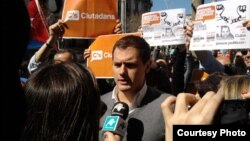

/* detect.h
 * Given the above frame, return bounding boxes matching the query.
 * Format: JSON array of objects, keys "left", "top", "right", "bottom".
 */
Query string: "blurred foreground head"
[
  {"left": 219, "top": 75, "right": 250, "bottom": 99},
  {"left": 2, "top": 1, "right": 30, "bottom": 140},
  {"left": 22, "top": 62, "right": 101, "bottom": 141}
]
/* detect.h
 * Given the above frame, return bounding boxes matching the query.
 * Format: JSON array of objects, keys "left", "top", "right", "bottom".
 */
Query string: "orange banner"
[
  {"left": 61, "top": 0, "right": 118, "bottom": 39},
  {"left": 87, "top": 33, "right": 142, "bottom": 78}
]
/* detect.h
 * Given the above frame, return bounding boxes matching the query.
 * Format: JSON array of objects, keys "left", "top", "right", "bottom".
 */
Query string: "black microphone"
[{"left": 102, "top": 102, "right": 129, "bottom": 137}]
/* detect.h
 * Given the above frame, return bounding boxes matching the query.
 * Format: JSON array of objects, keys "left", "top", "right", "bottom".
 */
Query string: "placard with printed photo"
[
  {"left": 141, "top": 9, "right": 186, "bottom": 46},
  {"left": 190, "top": 0, "right": 250, "bottom": 50}
]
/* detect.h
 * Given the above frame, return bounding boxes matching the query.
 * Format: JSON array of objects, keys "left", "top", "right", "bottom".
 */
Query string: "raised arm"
[
  {"left": 28, "top": 20, "right": 68, "bottom": 73},
  {"left": 35, "top": 19, "right": 68, "bottom": 62},
  {"left": 184, "top": 22, "right": 224, "bottom": 73}
]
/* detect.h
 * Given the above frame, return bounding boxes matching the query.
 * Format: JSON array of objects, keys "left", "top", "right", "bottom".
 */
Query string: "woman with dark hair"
[{"left": 21, "top": 62, "right": 120, "bottom": 141}]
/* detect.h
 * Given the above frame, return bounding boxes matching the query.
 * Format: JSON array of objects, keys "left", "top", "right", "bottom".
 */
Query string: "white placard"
[
  {"left": 141, "top": 9, "right": 186, "bottom": 46},
  {"left": 190, "top": 0, "right": 250, "bottom": 51}
]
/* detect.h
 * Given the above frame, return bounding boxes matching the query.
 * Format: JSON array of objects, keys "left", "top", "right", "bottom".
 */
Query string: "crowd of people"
[{"left": 4, "top": 0, "right": 250, "bottom": 141}]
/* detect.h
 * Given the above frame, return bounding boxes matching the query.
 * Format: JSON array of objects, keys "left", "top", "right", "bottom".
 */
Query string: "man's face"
[
  {"left": 54, "top": 52, "right": 73, "bottom": 64},
  {"left": 244, "top": 50, "right": 250, "bottom": 67},
  {"left": 221, "top": 27, "right": 230, "bottom": 38},
  {"left": 112, "top": 47, "right": 150, "bottom": 94}
]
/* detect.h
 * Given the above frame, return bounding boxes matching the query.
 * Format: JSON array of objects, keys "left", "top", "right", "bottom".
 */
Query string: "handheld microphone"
[{"left": 102, "top": 102, "right": 129, "bottom": 137}]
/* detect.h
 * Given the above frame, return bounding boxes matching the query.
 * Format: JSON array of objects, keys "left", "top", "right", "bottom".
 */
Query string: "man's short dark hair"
[{"left": 112, "top": 35, "right": 151, "bottom": 64}]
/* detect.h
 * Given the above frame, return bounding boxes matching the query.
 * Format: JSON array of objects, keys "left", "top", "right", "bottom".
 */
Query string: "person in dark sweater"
[{"left": 99, "top": 35, "right": 171, "bottom": 141}]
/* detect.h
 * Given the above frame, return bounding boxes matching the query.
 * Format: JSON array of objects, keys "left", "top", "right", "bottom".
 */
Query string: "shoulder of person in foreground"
[{"left": 3, "top": 0, "right": 30, "bottom": 140}]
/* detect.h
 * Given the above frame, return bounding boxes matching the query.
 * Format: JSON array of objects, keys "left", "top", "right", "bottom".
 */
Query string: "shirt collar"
[{"left": 111, "top": 83, "right": 147, "bottom": 111}]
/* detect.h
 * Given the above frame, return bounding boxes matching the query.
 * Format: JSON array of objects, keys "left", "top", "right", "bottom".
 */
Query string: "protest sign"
[
  {"left": 87, "top": 33, "right": 142, "bottom": 78},
  {"left": 141, "top": 8, "right": 186, "bottom": 46},
  {"left": 61, "top": 0, "right": 118, "bottom": 39},
  {"left": 190, "top": 0, "right": 250, "bottom": 50}
]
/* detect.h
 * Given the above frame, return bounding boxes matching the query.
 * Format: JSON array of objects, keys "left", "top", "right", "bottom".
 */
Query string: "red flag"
[{"left": 27, "top": 0, "right": 49, "bottom": 43}]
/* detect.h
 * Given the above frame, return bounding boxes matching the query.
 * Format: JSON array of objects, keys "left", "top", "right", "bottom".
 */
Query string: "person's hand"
[
  {"left": 113, "top": 19, "right": 122, "bottom": 34},
  {"left": 137, "top": 25, "right": 142, "bottom": 33},
  {"left": 103, "top": 132, "right": 122, "bottom": 141},
  {"left": 184, "top": 22, "right": 194, "bottom": 51},
  {"left": 241, "top": 91, "right": 250, "bottom": 99},
  {"left": 161, "top": 91, "right": 223, "bottom": 141},
  {"left": 83, "top": 49, "right": 91, "bottom": 61},
  {"left": 242, "top": 19, "right": 250, "bottom": 30},
  {"left": 49, "top": 19, "right": 68, "bottom": 39},
  {"left": 156, "top": 59, "right": 167, "bottom": 66}
]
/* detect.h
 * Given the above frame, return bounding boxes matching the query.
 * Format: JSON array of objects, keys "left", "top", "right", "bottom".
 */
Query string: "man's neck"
[{"left": 117, "top": 91, "right": 137, "bottom": 107}]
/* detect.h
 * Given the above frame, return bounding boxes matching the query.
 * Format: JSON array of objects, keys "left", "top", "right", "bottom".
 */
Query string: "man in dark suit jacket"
[{"left": 99, "top": 35, "right": 171, "bottom": 141}]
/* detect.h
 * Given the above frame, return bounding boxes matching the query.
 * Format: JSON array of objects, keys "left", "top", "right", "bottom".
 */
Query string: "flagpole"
[
  {"left": 191, "top": 0, "right": 204, "bottom": 20},
  {"left": 121, "top": 0, "right": 126, "bottom": 33}
]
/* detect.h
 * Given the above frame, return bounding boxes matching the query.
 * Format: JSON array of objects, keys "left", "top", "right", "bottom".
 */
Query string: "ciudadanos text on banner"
[{"left": 61, "top": 0, "right": 118, "bottom": 39}]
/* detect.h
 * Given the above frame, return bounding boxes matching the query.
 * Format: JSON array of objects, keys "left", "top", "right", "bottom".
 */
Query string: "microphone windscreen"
[{"left": 111, "top": 102, "right": 129, "bottom": 120}]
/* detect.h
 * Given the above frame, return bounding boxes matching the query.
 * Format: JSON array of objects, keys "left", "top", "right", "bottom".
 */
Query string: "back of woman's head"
[
  {"left": 214, "top": 75, "right": 250, "bottom": 124},
  {"left": 22, "top": 62, "right": 100, "bottom": 141},
  {"left": 219, "top": 75, "right": 250, "bottom": 99}
]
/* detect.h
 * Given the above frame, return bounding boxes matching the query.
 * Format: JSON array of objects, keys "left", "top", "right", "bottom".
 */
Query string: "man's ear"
[{"left": 145, "top": 59, "right": 152, "bottom": 74}]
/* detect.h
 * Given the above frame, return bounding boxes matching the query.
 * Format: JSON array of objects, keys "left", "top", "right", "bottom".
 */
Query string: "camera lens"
[{"left": 214, "top": 99, "right": 250, "bottom": 124}]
